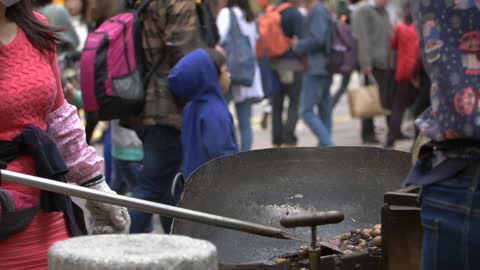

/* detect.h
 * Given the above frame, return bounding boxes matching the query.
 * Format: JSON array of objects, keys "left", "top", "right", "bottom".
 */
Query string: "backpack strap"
[
  {"left": 228, "top": 8, "right": 242, "bottom": 34},
  {"left": 135, "top": 0, "right": 154, "bottom": 15}
]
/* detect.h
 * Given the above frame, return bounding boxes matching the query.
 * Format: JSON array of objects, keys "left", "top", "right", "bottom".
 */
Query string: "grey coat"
[{"left": 351, "top": 2, "right": 395, "bottom": 70}]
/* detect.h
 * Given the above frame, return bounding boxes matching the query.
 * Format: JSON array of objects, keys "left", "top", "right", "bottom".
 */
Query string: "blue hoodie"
[{"left": 168, "top": 49, "right": 239, "bottom": 178}]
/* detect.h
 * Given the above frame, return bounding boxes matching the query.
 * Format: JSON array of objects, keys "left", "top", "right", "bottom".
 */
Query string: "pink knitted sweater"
[{"left": 0, "top": 15, "right": 101, "bottom": 269}]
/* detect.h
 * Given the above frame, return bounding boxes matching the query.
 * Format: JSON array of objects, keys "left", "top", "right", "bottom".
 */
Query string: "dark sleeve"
[
  {"left": 282, "top": 7, "right": 305, "bottom": 38},
  {"left": 281, "top": 7, "right": 305, "bottom": 38},
  {"left": 291, "top": 8, "right": 305, "bottom": 38}
]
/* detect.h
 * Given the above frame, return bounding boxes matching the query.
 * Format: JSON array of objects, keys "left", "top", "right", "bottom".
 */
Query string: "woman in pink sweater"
[{"left": 0, "top": 1, "right": 130, "bottom": 269}]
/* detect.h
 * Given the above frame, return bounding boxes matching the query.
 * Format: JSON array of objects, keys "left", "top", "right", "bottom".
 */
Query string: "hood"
[{"left": 168, "top": 49, "right": 224, "bottom": 102}]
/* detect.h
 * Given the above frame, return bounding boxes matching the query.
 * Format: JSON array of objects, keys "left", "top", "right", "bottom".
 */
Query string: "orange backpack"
[{"left": 256, "top": 3, "right": 293, "bottom": 59}]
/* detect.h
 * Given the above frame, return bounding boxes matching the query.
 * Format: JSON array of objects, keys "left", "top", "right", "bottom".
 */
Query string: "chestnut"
[
  {"left": 373, "top": 236, "right": 382, "bottom": 247},
  {"left": 370, "top": 229, "right": 381, "bottom": 238}
]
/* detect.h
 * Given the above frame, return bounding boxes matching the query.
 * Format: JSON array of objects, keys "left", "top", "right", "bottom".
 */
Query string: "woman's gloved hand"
[{"left": 82, "top": 177, "right": 130, "bottom": 234}]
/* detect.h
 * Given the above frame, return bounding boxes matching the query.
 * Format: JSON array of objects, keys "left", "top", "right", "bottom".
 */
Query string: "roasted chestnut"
[
  {"left": 340, "top": 233, "right": 351, "bottom": 241},
  {"left": 373, "top": 236, "right": 382, "bottom": 247},
  {"left": 370, "top": 229, "right": 381, "bottom": 238}
]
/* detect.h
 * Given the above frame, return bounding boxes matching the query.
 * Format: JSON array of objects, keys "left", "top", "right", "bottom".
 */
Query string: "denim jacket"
[{"left": 294, "top": 2, "right": 332, "bottom": 76}]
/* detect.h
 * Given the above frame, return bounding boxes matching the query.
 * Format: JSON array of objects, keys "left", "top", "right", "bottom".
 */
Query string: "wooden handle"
[{"left": 280, "top": 211, "right": 345, "bottom": 228}]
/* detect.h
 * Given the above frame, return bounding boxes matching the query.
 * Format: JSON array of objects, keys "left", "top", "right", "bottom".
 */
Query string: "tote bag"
[{"left": 347, "top": 75, "right": 390, "bottom": 119}]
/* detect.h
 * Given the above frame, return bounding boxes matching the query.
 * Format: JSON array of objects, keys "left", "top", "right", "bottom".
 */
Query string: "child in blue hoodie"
[{"left": 168, "top": 49, "right": 239, "bottom": 178}]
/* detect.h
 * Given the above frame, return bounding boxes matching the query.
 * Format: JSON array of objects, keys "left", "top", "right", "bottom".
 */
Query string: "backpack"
[
  {"left": 80, "top": 0, "right": 152, "bottom": 121},
  {"left": 326, "top": 15, "right": 359, "bottom": 74},
  {"left": 256, "top": 3, "right": 292, "bottom": 59},
  {"left": 222, "top": 9, "right": 256, "bottom": 87}
]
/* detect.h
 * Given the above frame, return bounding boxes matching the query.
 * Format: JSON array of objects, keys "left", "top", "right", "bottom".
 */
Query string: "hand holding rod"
[{"left": 1, "top": 170, "right": 303, "bottom": 241}]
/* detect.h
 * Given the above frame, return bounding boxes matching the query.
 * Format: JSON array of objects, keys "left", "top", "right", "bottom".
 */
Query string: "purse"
[
  {"left": 0, "top": 188, "right": 39, "bottom": 240},
  {"left": 347, "top": 75, "right": 390, "bottom": 119}
]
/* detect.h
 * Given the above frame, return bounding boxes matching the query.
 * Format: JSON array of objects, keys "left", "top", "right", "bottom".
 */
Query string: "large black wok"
[{"left": 172, "top": 147, "right": 411, "bottom": 267}]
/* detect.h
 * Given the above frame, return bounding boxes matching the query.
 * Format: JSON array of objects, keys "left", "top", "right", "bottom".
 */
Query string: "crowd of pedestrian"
[{"left": 2, "top": 0, "right": 480, "bottom": 269}]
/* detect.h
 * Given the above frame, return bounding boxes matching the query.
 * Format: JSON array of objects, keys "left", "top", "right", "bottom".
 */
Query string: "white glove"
[{"left": 83, "top": 178, "right": 131, "bottom": 234}]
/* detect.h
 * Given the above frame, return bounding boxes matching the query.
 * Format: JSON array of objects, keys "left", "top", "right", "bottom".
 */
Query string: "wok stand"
[{"left": 280, "top": 211, "right": 345, "bottom": 270}]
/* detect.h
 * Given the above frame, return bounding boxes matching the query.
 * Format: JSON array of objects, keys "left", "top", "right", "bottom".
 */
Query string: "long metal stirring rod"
[{"left": 1, "top": 170, "right": 303, "bottom": 241}]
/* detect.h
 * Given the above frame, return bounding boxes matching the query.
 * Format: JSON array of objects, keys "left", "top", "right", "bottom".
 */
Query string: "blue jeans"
[
  {"left": 421, "top": 168, "right": 480, "bottom": 270},
  {"left": 129, "top": 126, "right": 182, "bottom": 233},
  {"left": 235, "top": 101, "right": 253, "bottom": 152},
  {"left": 300, "top": 74, "right": 334, "bottom": 147},
  {"left": 110, "top": 159, "right": 142, "bottom": 195}
]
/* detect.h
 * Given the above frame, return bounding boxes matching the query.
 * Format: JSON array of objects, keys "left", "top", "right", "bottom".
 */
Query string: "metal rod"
[
  {"left": 1, "top": 170, "right": 300, "bottom": 240},
  {"left": 311, "top": 226, "right": 317, "bottom": 249}
]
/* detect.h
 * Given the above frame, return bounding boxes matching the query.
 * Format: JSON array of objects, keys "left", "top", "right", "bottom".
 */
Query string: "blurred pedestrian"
[
  {"left": 65, "top": 0, "right": 91, "bottom": 50},
  {"left": 64, "top": 0, "right": 100, "bottom": 145},
  {"left": 385, "top": 1, "right": 419, "bottom": 148},
  {"left": 168, "top": 49, "right": 238, "bottom": 179},
  {"left": 331, "top": 0, "right": 355, "bottom": 109},
  {"left": 293, "top": 0, "right": 334, "bottom": 147},
  {"left": 217, "top": 0, "right": 264, "bottom": 151},
  {"left": 127, "top": 0, "right": 198, "bottom": 234},
  {"left": 352, "top": 0, "right": 395, "bottom": 144},
  {"left": 196, "top": 0, "right": 220, "bottom": 48},
  {"left": 110, "top": 120, "right": 143, "bottom": 195},
  {"left": 337, "top": 0, "right": 350, "bottom": 23},
  {"left": 35, "top": 0, "right": 79, "bottom": 54},
  {"left": 88, "top": 0, "right": 126, "bottom": 27},
  {"left": 348, "top": 0, "right": 364, "bottom": 13},
  {"left": 269, "top": 0, "right": 305, "bottom": 147},
  {"left": 0, "top": 2, "right": 129, "bottom": 268}
]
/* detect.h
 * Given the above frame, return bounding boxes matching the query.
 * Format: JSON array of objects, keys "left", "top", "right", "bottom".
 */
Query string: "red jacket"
[{"left": 391, "top": 23, "right": 420, "bottom": 81}]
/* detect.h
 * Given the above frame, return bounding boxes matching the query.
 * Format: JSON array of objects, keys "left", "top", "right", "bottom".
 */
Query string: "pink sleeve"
[{"left": 47, "top": 103, "right": 104, "bottom": 185}]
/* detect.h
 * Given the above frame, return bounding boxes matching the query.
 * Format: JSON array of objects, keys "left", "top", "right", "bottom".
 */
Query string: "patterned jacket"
[
  {"left": 414, "top": 1, "right": 480, "bottom": 141},
  {"left": 140, "top": 0, "right": 198, "bottom": 129}
]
